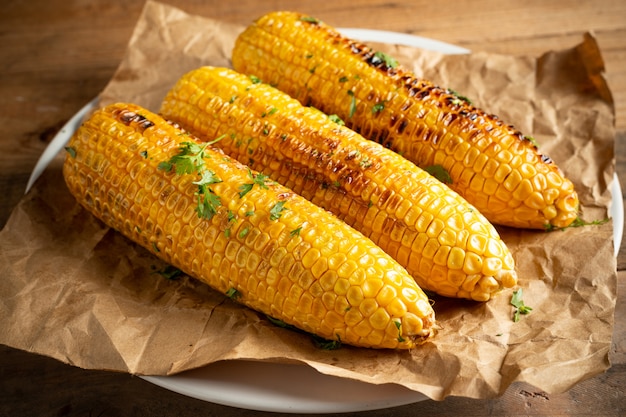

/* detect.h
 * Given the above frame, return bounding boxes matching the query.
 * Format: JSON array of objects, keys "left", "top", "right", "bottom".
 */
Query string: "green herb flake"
[
  {"left": 225, "top": 287, "right": 241, "bottom": 300},
  {"left": 544, "top": 216, "right": 609, "bottom": 232},
  {"left": 64, "top": 146, "right": 77, "bottom": 158},
  {"left": 158, "top": 265, "right": 182, "bottom": 280},
  {"left": 159, "top": 141, "right": 210, "bottom": 175},
  {"left": 269, "top": 200, "right": 288, "bottom": 221},
  {"left": 140, "top": 150, "right": 148, "bottom": 158},
  {"left": 371, "top": 101, "right": 386, "bottom": 114},
  {"left": 424, "top": 165, "right": 452, "bottom": 184},
  {"left": 238, "top": 170, "right": 271, "bottom": 198},
  {"left": 312, "top": 335, "right": 342, "bottom": 350},
  {"left": 300, "top": 16, "right": 320, "bottom": 24},
  {"left": 245, "top": 210, "right": 255, "bottom": 217},
  {"left": 249, "top": 75, "right": 262, "bottom": 84},
  {"left": 373, "top": 51, "right": 398, "bottom": 69},
  {"left": 328, "top": 114, "right": 345, "bottom": 126},
  {"left": 524, "top": 135, "right": 539, "bottom": 147},
  {"left": 448, "top": 89, "right": 473, "bottom": 105},
  {"left": 394, "top": 320, "right": 405, "bottom": 343},
  {"left": 239, "top": 226, "right": 250, "bottom": 239},
  {"left": 229, "top": 95, "right": 238, "bottom": 104},
  {"left": 510, "top": 289, "right": 533, "bottom": 322},
  {"left": 290, "top": 226, "right": 302, "bottom": 237},
  {"left": 359, "top": 157, "right": 372, "bottom": 168},
  {"left": 347, "top": 90, "right": 357, "bottom": 118},
  {"left": 338, "top": 76, "right": 349, "bottom": 83}
]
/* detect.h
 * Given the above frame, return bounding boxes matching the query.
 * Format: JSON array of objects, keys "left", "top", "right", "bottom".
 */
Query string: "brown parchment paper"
[{"left": 0, "top": 0, "right": 618, "bottom": 401}]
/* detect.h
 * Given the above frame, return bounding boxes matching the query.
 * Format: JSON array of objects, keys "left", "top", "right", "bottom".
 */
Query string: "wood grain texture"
[{"left": 1, "top": 1, "right": 624, "bottom": 415}]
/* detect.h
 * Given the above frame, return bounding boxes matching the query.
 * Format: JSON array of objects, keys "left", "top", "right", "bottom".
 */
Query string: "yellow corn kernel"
[
  {"left": 62, "top": 103, "right": 436, "bottom": 349},
  {"left": 232, "top": 11, "right": 580, "bottom": 229}
]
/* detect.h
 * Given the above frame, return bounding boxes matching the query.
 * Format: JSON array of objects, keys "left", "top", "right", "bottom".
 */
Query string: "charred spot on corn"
[{"left": 115, "top": 109, "right": 155, "bottom": 130}]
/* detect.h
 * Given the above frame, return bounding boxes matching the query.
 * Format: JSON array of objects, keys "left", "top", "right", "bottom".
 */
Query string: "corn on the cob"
[
  {"left": 160, "top": 66, "right": 517, "bottom": 301},
  {"left": 62, "top": 102, "right": 437, "bottom": 349},
  {"left": 231, "top": 11, "right": 579, "bottom": 230}
]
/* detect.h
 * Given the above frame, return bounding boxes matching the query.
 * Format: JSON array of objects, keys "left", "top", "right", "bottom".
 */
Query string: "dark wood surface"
[{"left": 1, "top": 1, "right": 625, "bottom": 415}]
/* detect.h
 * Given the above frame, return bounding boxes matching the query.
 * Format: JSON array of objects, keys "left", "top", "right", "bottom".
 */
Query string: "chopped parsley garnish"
[
  {"left": 225, "top": 287, "right": 241, "bottom": 300},
  {"left": 158, "top": 265, "right": 183, "bottom": 280},
  {"left": 338, "top": 76, "right": 349, "bottom": 83},
  {"left": 269, "top": 200, "right": 288, "bottom": 220},
  {"left": 64, "top": 146, "right": 77, "bottom": 158},
  {"left": 157, "top": 139, "right": 221, "bottom": 175},
  {"left": 261, "top": 107, "right": 278, "bottom": 117},
  {"left": 544, "top": 216, "right": 609, "bottom": 232},
  {"left": 373, "top": 51, "right": 398, "bottom": 69},
  {"left": 194, "top": 187, "right": 221, "bottom": 220},
  {"left": 249, "top": 75, "right": 262, "bottom": 84},
  {"left": 300, "top": 16, "right": 320, "bottom": 24},
  {"left": 394, "top": 320, "right": 405, "bottom": 343},
  {"left": 347, "top": 90, "right": 357, "bottom": 118},
  {"left": 359, "top": 157, "right": 372, "bottom": 168},
  {"left": 328, "top": 114, "right": 345, "bottom": 126},
  {"left": 371, "top": 101, "right": 386, "bottom": 114},
  {"left": 424, "top": 165, "right": 452, "bottom": 184},
  {"left": 140, "top": 150, "right": 148, "bottom": 158},
  {"left": 239, "top": 226, "right": 250, "bottom": 239},
  {"left": 159, "top": 138, "right": 225, "bottom": 221},
  {"left": 238, "top": 170, "right": 271, "bottom": 198},
  {"left": 511, "top": 289, "right": 532, "bottom": 322},
  {"left": 448, "top": 89, "right": 472, "bottom": 105},
  {"left": 523, "top": 135, "right": 539, "bottom": 147},
  {"left": 312, "top": 335, "right": 342, "bottom": 350},
  {"left": 290, "top": 226, "right": 302, "bottom": 237}
]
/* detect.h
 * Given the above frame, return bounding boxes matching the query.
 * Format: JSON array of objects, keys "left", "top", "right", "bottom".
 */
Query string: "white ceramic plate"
[{"left": 26, "top": 31, "right": 623, "bottom": 414}]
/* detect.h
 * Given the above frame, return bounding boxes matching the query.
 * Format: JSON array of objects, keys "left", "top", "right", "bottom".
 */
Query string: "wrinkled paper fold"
[{"left": 0, "top": 0, "right": 617, "bottom": 401}]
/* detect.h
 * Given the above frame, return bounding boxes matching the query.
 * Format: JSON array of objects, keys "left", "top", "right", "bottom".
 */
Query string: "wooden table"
[{"left": 1, "top": 1, "right": 624, "bottom": 415}]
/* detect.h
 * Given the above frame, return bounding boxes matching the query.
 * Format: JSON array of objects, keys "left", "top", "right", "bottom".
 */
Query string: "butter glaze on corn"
[
  {"left": 62, "top": 102, "right": 436, "bottom": 349},
  {"left": 231, "top": 11, "right": 579, "bottom": 230},
  {"left": 160, "top": 66, "right": 517, "bottom": 301}
]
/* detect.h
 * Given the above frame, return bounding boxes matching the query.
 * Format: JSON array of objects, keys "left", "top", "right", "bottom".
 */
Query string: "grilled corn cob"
[
  {"left": 160, "top": 66, "right": 517, "bottom": 301},
  {"left": 231, "top": 11, "right": 579, "bottom": 230},
  {"left": 62, "top": 102, "right": 437, "bottom": 349}
]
